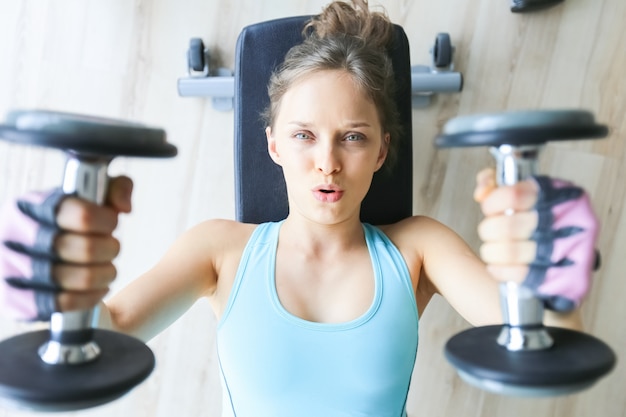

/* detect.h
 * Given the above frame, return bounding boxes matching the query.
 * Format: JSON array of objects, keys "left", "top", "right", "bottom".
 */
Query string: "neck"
[{"left": 280, "top": 215, "right": 365, "bottom": 255}]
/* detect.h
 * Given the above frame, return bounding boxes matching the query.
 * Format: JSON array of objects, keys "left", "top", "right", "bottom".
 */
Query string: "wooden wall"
[{"left": 0, "top": 1, "right": 624, "bottom": 416}]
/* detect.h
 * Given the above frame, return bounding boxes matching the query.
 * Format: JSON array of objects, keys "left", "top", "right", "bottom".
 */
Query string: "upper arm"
[
  {"left": 422, "top": 219, "right": 584, "bottom": 329},
  {"left": 391, "top": 216, "right": 502, "bottom": 327},
  {"left": 395, "top": 216, "right": 583, "bottom": 330},
  {"left": 422, "top": 219, "right": 502, "bottom": 326},
  {"left": 102, "top": 219, "right": 246, "bottom": 341}
]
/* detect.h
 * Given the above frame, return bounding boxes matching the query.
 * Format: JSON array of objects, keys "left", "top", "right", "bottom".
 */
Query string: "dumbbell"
[
  {"left": 0, "top": 110, "right": 177, "bottom": 411},
  {"left": 436, "top": 109, "right": 616, "bottom": 396}
]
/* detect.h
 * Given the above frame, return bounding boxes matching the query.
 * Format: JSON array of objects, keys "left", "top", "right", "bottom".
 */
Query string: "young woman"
[{"left": 0, "top": 1, "right": 597, "bottom": 416}]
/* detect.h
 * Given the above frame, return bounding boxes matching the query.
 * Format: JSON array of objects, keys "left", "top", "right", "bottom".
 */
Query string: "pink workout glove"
[
  {"left": 0, "top": 189, "right": 65, "bottom": 321},
  {"left": 525, "top": 176, "right": 600, "bottom": 312}
]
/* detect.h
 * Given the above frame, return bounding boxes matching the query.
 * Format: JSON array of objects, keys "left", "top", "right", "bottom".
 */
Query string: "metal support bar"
[
  {"left": 177, "top": 75, "right": 234, "bottom": 98},
  {"left": 410, "top": 65, "right": 463, "bottom": 108},
  {"left": 177, "top": 32, "right": 463, "bottom": 110},
  {"left": 177, "top": 67, "right": 234, "bottom": 111}
]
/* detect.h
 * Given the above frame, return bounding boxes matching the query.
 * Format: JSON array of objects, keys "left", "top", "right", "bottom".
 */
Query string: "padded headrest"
[{"left": 234, "top": 15, "right": 413, "bottom": 225}]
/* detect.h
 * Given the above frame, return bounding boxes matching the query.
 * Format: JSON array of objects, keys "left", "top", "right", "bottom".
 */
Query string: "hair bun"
[{"left": 305, "top": 0, "right": 393, "bottom": 50}]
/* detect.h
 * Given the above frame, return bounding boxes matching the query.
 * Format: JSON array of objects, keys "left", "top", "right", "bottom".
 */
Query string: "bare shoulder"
[
  {"left": 183, "top": 220, "right": 258, "bottom": 311},
  {"left": 378, "top": 216, "right": 454, "bottom": 298},
  {"left": 379, "top": 216, "right": 479, "bottom": 308},
  {"left": 380, "top": 215, "right": 454, "bottom": 251},
  {"left": 178, "top": 219, "right": 257, "bottom": 265},
  {"left": 186, "top": 219, "right": 257, "bottom": 244},
  {"left": 154, "top": 219, "right": 257, "bottom": 290},
  {"left": 379, "top": 215, "right": 467, "bottom": 273},
  {"left": 381, "top": 215, "right": 478, "bottom": 268}
]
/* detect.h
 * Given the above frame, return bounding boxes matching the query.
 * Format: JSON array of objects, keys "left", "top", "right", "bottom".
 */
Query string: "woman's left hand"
[{"left": 473, "top": 168, "right": 599, "bottom": 312}]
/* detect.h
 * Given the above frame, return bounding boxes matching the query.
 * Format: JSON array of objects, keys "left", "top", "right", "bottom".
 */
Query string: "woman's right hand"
[{"left": 0, "top": 176, "right": 133, "bottom": 321}]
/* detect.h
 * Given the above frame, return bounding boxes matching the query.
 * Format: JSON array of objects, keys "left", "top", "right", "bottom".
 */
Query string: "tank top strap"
[
  {"left": 218, "top": 221, "right": 282, "bottom": 329},
  {"left": 362, "top": 223, "right": 416, "bottom": 300}
]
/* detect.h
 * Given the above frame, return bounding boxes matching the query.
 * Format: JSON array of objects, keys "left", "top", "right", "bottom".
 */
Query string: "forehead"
[{"left": 274, "top": 70, "right": 381, "bottom": 127}]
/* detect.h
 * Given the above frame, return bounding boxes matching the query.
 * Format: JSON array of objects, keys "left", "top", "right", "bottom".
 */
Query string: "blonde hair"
[{"left": 263, "top": 0, "right": 401, "bottom": 168}]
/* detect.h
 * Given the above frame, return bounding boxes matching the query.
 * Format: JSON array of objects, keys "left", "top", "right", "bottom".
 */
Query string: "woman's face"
[{"left": 266, "top": 69, "right": 389, "bottom": 225}]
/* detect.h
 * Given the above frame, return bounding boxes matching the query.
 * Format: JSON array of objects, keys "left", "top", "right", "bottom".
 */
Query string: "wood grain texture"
[{"left": 0, "top": 1, "right": 624, "bottom": 416}]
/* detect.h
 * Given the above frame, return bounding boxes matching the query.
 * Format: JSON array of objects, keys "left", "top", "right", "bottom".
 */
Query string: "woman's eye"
[
  {"left": 294, "top": 132, "right": 310, "bottom": 140},
  {"left": 345, "top": 133, "right": 364, "bottom": 142}
]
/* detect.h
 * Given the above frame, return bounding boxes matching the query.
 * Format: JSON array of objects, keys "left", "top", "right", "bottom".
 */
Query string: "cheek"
[
  {"left": 347, "top": 160, "right": 376, "bottom": 188},
  {"left": 278, "top": 151, "right": 311, "bottom": 178}
]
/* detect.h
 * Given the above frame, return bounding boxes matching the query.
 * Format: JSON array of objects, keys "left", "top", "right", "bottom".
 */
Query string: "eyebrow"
[{"left": 286, "top": 121, "right": 373, "bottom": 129}]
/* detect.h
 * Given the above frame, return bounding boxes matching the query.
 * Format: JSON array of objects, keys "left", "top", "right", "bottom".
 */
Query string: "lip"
[{"left": 312, "top": 184, "right": 344, "bottom": 203}]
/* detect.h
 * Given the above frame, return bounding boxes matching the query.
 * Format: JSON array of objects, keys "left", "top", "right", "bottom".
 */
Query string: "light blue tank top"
[{"left": 217, "top": 221, "right": 419, "bottom": 417}]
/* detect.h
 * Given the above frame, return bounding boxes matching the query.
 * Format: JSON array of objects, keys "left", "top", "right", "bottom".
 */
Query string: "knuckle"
[
  {"left": 508, "top": 186, "right": 526, "bottom": 206},
  {"left": 109, "top": 213, "right": 119, "bottom": 230},
  {"left": 89, "top": 264, "right": 117, "bottom": 288},
  {"left": 96, "top": 207, "right": 118, "bottom": 233},
  {"left": 479, "top": 216, "right": 516, "bottom": 241},
  {"left": 59, "top": 199, "right": 118, "bottom": 233},
  {"left": 56, "top": 293, "right": 79, "bottom": 311},
  {"left": 84, "top": 236, "right": 118, "bottom": 261},
  {"left": 55, "top": 234, "right": 119, "bottom": 263},
  {"left": 62, "top": 199, "right": 94, "bottom": 230},
  {"left": 80, "top": 236, "right": 98, "bottom": 259},
  {"left": 53, "top": 232, "right": 75, "bottom": 261},
  {"left": 480, "top": 241, "right": 536, "bottom": 265},
  {"left": 479, "top": 243, "right": 493, "bottom": 262},
  {"left": 477, "top": 220, "right": 489, "bottom": 240},
  {"left": 76, "top": 268, "right": 100, "bottom": 289},
  {"left": 110, "top": 237, "right": 121, "bottom": 257},
  {"left": 74, "top": 208, "right": 95, "bottom": 230}
]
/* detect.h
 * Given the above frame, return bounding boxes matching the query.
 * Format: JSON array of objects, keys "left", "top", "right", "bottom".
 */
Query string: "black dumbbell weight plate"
[
  {"left": 0, "top": 110, "right": 177, "bottom": 158},
  {"left": 445, "top": 325, "right": 616, "bottom": 397},
  {"left": 0, "top": 329, "right": 155, "bottom": 412},
  {"left": 435, "top": 109, "right": 608, "bottom": 148}
]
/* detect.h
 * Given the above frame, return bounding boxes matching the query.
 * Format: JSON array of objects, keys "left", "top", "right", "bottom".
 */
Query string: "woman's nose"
[{"left": 315, "top": 141, "right": 341, "bottom": 175}]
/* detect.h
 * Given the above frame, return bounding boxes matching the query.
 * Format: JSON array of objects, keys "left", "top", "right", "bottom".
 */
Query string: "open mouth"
[{"left": 313, "top": 186, "right": 343, "bottom": 203}]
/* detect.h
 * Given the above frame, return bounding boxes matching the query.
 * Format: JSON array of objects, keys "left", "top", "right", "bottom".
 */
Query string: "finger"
[
  {"left": 478, "top": 211, "right": 538, "bottom": 242},
  {"left": 57, "top": 198, "right": 119, "bottom": 234},
  {"left": 106, "top": 176, "right": 133, "bottom": 214},
  {"left": 53, "top": 263, "right": 117, "bottom": 291},
  {"left": 474, "top": 168, "right": 497, "bottom": 202},
  {"left": 57, "top": 288, "right": 110, "bottom": 312},
  {"left": 480, "top": 240, "right": 537, "bottom": 265},
  {"left": 486, "top": 265, "right": 529, "bottom": 284},
  {"left": 55, "top": 233, "right": 120, "bottom": 263},
  {"left": 55, "top": 176, "right": 132, "bottom": 233},
  {"left": 479, "top": 180, "right": 539, "bottom": 216}
]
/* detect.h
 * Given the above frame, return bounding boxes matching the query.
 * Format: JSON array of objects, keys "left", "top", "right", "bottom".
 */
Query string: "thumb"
[
  {"left": 106, "top": 176, "right": 133, "bottom": 213},
  {"left": 474, "top": 168, "right": 496, "bottom": 203}
]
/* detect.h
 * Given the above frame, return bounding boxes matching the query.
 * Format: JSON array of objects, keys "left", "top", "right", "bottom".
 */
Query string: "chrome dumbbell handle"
[
  {"left": 39, "top": 156, "right": 112, "bottom": 365},
  {"left": 489, "top": 144, "right": 553, "bottom": 351}
]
